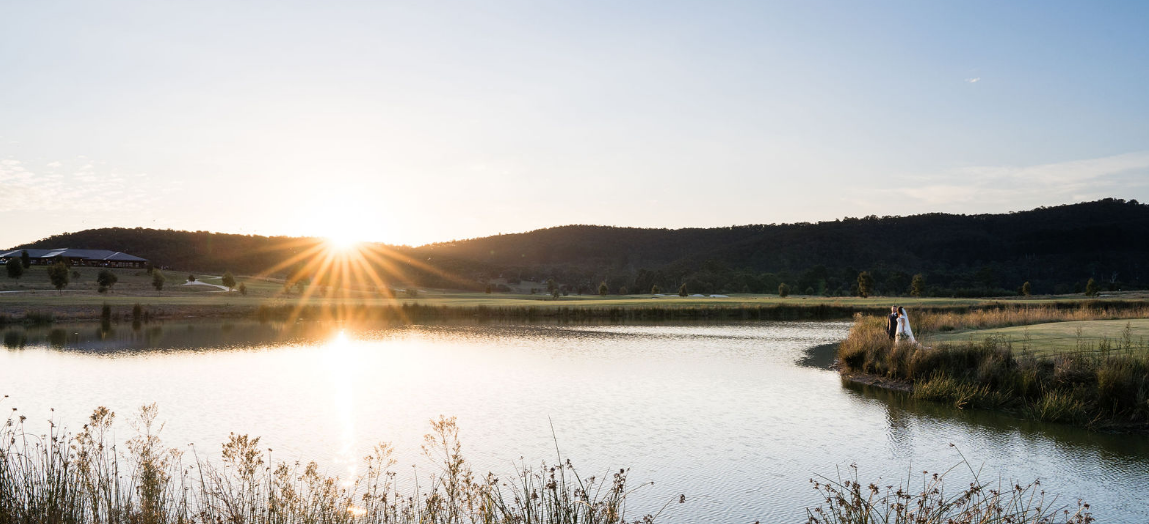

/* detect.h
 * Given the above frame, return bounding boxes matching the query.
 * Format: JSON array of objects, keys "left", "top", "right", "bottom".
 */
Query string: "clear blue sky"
[{"left": 2, "top": 1, "right": 1147, "bottom": 247}]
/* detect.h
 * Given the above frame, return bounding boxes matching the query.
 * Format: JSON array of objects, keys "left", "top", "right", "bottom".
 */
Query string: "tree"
[
  {"left": 618, "top": 286, "right": 628, "bottom": 295},
  {"left": 1021, "top": 281, "right": 1032, "bottom": 296},
  {"left": 778, "top": 283, "right": 790, "bottom": 298},
  {"left": 238, "top": 282, "right": 248, "bottom": 296},
  {"left": 47, "top": 262, "right": 69, "bottom": 293},
  {"left": 651, "top": 284, "right": 661, "bottom": 294},
  {"left": 857, "top": 271, "right": 874, "bottom": 298},
  {"left": 678, "top": 283, "right": 688, "bottom": 297},
  {"left": 96, "top": 269, "right": 118, "bottom": 293},
  {"left": 152, "top": 269, "right": 166, "bottom": 293},
  {"left": 188, "top": 274, "right": 196, "bottom": 282},
  {"left": 545, "top": 278, "right": 557, "bottom": 294},
  {"left": 405, "top": 287, "right": 419, "bottom": 298},
  {"left": 20, "top": 250, "right": 30, "bottom": 269},
  {"left": 598, "top": 281, "right": 608, "bottom": 296},
  {"left": 6, "top": 258, "right": 23, "bottom": 279},
  {"left": 551, "top": 288, "right": 560, "bottom": 300},
  {"left": 1085, "top": 278, "right": 1098, "bottom": 297},
  {"left": 222, "top": 271, "right": 236, "bottom": 291},
  {"left": 485, "top": 283, "right": 493, "bottom": 294},
  {"left": 910, "top": 274, "right": 925, "bottom": 297}
]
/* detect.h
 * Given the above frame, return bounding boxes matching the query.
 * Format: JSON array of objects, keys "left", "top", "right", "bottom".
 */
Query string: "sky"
[{"left": 2, "top": 1, "right": 1148, "bottom": 248}]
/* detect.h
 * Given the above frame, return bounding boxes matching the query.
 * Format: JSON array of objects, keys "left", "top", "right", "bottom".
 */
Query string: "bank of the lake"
[
  {"left": 838, "top": 305, "right": 1149, "bottom": 432},
  {"left": 4, "top": 287, "right": 1149, "bottom": 326}
]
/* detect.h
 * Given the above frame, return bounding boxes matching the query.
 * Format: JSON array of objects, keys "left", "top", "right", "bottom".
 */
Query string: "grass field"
[
  {"left": 932, "top": 318, "right": 1149, "bottom": 357},
  {"left": 4, "top": 266, "right": 1149, "bottom": 322}
]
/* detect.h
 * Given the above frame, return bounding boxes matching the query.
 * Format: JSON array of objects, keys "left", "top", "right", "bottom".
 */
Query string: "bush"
[
  {"left": 778, "top": 283, "right": 790, "bottom": 298},
  {"left": 5, "top": 258, "right": 23, "bottom": 279},
  {"left": 807, "top": 460, "right": 1093, "bottom": 524},
  {"left": 47, "top": 262, "right": 69, "bottom": 293},
  {"left": 152, "top": 270, "right": 166, "bottom": 293},
  {"left": 96, "top": 269, "right": 118, "bottom": 293},
  {"left": 1085, "top": 278, "right": 1099, "bottom": 297}
]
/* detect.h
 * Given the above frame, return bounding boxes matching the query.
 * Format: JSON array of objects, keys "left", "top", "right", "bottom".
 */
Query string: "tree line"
[{"left": 7, "top": 199, "right": 1147, "bottom": 297}]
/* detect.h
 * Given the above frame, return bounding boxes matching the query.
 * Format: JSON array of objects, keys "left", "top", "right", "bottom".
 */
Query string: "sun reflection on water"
[{"left": 324, "top": 330, "right": 359, "bottom": 486}]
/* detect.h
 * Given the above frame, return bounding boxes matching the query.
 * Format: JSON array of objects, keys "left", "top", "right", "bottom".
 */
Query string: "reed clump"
[
  {"left": 805, "top": 453, "right": 1094, "bottom": 524},
  {"left": 838, "top": 307, "right": 1149, "bottom": 430},
  {"left": 0, "top": 403, "right": 674, "bottom": 524}
]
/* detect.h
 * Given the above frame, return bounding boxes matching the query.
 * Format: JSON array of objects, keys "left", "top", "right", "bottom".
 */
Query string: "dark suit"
[{"left": 886, "top": 312, "right": 899, "bottom": 340}]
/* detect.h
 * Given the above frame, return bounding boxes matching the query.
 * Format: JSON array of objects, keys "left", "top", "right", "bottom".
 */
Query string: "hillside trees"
[{"left": 8, "top": 199, "right": 1147, "bottom": 295}]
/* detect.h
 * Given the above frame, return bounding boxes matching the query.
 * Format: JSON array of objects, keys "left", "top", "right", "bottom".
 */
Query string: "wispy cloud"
[
  {"left": 965, "top": 77, "right": 980, "bottom": 83},
  {"left": 0, "top": 157, "right": 157, "bottom": 213},
  {"left": 886, "top": 152, "right": 1149, "bottom": 210}
]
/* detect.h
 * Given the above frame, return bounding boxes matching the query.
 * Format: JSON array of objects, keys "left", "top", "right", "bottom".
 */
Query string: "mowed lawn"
[
  {"left": 932, "top": 318, "right": 1149, "bottom": 357},
  {"left": 5, "top": 265, "right": 1149, "bottom": 314}
]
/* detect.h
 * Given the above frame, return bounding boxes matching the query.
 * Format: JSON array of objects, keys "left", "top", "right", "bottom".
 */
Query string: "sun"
[{"left": 325, "top": 232, "right": 361, "bottom": 252}]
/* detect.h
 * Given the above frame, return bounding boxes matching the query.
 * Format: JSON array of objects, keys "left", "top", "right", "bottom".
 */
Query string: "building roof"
[{"left": 0, "top": 248, "right": 148, "bottom": 262}]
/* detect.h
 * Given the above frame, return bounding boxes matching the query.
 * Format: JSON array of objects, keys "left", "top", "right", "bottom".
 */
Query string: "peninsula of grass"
[{"left": 838, "top": 305, "right": 1149, "bottom": 431}]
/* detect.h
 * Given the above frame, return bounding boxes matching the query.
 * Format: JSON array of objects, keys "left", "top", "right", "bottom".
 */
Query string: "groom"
[{"left": 886, "top": 306, "right": 899, "bottom": 340}]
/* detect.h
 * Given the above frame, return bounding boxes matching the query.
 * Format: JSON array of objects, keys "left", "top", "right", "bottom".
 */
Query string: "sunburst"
[{"left": 248, "top": 235, "right": 476, "bottom": 325}]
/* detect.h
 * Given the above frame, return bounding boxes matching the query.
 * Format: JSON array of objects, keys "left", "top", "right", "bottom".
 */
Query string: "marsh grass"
[
  {"left": 805, "top": 450, "right": 1094, "bottom": 524},
  {"left": 0, "top": 403, "right": 675, "bottom": 524},
  {"left": 838, "top": 307, "right": 1149, "bottom": 429}
]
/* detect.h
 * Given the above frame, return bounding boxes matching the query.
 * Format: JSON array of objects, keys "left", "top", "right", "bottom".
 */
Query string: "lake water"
[{"left": 2, "top": 321, "right": 1147, "bottom": 523}]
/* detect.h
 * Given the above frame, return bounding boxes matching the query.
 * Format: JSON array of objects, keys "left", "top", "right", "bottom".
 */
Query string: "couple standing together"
[{"left": 886, "top": 306, "right": 916, "bottom": 344}]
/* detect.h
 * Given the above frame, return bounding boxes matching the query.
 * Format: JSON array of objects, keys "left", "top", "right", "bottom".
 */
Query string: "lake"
[{"left": 2, "top": 320, "right": 1147, "bottom": 522}]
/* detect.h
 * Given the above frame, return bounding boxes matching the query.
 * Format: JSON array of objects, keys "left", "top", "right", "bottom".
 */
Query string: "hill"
[{"left": 9, "top": 198, "right": 1148, "bottom": 297}]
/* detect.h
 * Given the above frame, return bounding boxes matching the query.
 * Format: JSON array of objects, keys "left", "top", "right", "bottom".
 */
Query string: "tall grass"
[
  {"left": 838, "top": 307, "right": 1149, "bottom": 429},
  {"left": 805, "top": 450, "right": 1094, "bottom": 524},
  {"left": 0, "top": 403, "right": 675, "bottom": 524}
]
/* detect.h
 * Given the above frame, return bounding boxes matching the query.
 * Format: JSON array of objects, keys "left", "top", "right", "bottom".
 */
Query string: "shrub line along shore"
[{"left": 3, "top": 295, "right": 1148, "bottom": 326}]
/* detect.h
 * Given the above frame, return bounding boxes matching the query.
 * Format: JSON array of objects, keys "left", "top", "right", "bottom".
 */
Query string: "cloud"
[
  {"left": 965, "top": 77, "right": 980, "bottom": 83},
  {"left": 46, "top": 161, "right": 61, "bottom": 168},
  {"left": 0, "top": 155, "right": 157, "bottom": 214},
  {"left": 886, "top": 152, "right": 1149, "bottom": 210}
]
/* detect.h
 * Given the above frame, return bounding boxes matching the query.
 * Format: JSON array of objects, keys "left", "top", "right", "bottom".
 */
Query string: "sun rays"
[{"left": 247, "top": 235, "right": 478, "bottom": 325}]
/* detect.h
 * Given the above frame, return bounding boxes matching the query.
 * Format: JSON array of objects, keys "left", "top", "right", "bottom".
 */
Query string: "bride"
[{"left": 895, "top": 306, "right": 916, "bottom": 344}]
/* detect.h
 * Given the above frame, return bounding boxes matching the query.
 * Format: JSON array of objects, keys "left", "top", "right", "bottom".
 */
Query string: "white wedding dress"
[{"left": 896, "top": 312, "right": 916, "bottom": 344}]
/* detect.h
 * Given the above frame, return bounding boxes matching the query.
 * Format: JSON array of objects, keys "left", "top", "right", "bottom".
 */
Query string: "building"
[{"left": 0, "top": 248, "right": 149, "bottom": 269}]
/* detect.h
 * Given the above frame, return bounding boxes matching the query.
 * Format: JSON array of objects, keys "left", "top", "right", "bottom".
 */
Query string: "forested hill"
[{"left": 11, "top": 198, "right": 1149, "bottom": 296}]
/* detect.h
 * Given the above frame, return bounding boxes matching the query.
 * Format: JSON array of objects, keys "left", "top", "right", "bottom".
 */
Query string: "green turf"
[
  {"left": 932, "top": 318, "right": 1149, "bottom": 356},
  {"left": 4, "top": 266, "right": 1149, "bottom": 317}
]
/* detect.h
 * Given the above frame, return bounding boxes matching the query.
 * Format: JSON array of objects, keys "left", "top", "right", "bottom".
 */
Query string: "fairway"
[{"left": 932, "top": 318, "right": 1149, "bottom": 356}]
